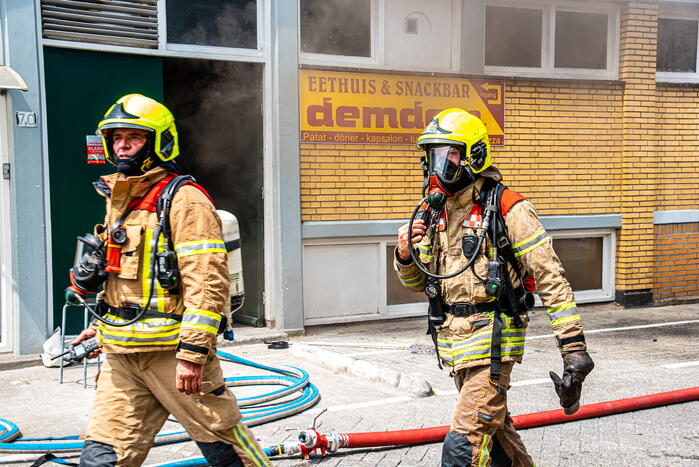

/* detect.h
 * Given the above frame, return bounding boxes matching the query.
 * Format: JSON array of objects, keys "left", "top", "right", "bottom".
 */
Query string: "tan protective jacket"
[
  {"left": 91, "top": 166, "right": 230, "bottom": 365},
  {"left": 394, "top": 168, "right": 586, "bottom": 372}
]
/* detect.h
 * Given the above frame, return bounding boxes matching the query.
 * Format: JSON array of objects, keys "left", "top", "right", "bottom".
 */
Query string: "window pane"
[
  {"left": 657, "top": 18, "right": 698, "bottom": 72},
  {"left": 485, "top": 6, "right": 542, "bottom": 67},
  {"left": 552, "top": 237, "right": 603, "bottom": 291},
  {"left": 300, "top": 0, "right": 371, "bottom": 57},
  {"left": 167, "top": 0, "right": 257, "bottom": 49},
  {"left": 386, "top": 246, "right": 427, "bottom": 306},
  {"left": 555, "top": 11, "right": 607, "bottom": 69}
]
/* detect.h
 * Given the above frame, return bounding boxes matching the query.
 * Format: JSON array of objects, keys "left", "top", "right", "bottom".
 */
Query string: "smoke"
[
  {"left": 164, "top": 59, "right": 264, "bottom": 320},
  {"left": 166, "top": 0, "right": 257, "bottom": 49},
  {"left": 300, "top": 0, "right": 371, "bottom": 57}
]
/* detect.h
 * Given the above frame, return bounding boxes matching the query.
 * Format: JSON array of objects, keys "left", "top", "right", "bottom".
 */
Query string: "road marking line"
[
  {"left": 528, "top": 319, "right": 699, "bottom": 340},
  {"left": 511, "top": 378, "right": 551, "bottom": 387},
  {"left": 433, "top": 377, "right": 550, "bottom": 397},
  {"left": 345, "top": 349, "right": 406, "bottom": 357},
  {"left": 306, "top": 395, "right": 413, "bottom": 414},
  {"left": 662, "top": 360, "right": 699, "bottom": 369}
]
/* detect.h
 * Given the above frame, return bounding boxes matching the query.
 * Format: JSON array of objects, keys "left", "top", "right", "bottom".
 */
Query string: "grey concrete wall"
[
  {"left": 3, "top": 0, "right": 50, "bottom": 354},
  {"left": 268, "top": 0, "right": 304, "bottom": 331}
]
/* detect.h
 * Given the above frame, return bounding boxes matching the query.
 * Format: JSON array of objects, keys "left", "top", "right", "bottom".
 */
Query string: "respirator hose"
[
  {"left": 407, "top": 195, "right": 492, "bottom": 280},
  {"left": 76, "top": 205, "right": 169, "bottom": 327}
]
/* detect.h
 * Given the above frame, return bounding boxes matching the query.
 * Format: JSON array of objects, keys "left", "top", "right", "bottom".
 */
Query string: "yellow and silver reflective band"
[
  {"left": 232, "top": 422, "right": 269, "bottom": 466},
  {"left": 99, "top": 322, "right": 181, "bottom": 346},
  {"left": 546, "top": 301, "right": 581, "bottom": 326},
  {"left": 141, "top": 228, "right": 167, "bottom": 313},
  {"left": 416, "top": 243, "right": 432, "bottom": 262},
  {"left": 181, "top": 308, "right": 222, "bottom": 335},
  {"left": 400, "top": 271, "right": 425, "bottom": 288},
  {"left": 174, "top": 238, "right": 226, "bottom": 257},
  {"left": 512, "top": 228, "right": 550, "bottom": 257},
  {"left": 478, "top": 433, "right": 492, "bottom": 467},
  {"left": 437, "top": 329, "right": 525, "bottom": 365}
]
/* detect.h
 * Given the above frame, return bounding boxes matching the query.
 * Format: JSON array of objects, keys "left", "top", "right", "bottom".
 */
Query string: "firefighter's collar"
[{"left": 100, "top": 166, "right": 172, "bottom": 198}]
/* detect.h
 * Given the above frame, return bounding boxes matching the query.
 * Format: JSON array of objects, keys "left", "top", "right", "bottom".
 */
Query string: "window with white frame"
[
  {"left": 40, "top": 0, "right": 266, "bottom": 62},
  {"left": 300, "top": 0, "right": 372, "bottom": 57},
  {"left": 657, "top": 6, "right": 699, "bottom": 82},
  {"left": 166, "top": 0, "right": 258, "bottom": 49},
  {"left": 299, "top": 0, "right": 375, "bottom": 66},
  {"left": 484, "top": 1, "right": 619, "bottom": 79}
]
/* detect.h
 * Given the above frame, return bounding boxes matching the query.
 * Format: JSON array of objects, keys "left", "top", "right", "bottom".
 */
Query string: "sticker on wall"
[
  {"left": 299, "top": 70, "right": 505, "bottom": 145},
  {"left": 86, "top": 135, "right": 105, "bottom": 164}
]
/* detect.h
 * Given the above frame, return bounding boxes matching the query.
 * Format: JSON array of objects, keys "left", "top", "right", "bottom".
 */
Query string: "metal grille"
[
  {"left": 41, "top": 0, "right": 159, "bottom": 49},
  {"left": 404, "top": 17, "right": 418, "bottom": 35}
]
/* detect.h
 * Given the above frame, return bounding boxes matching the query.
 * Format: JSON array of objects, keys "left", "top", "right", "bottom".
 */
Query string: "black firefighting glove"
[{"left": 549, "top": 350, "right": 594, "bottom": 415}]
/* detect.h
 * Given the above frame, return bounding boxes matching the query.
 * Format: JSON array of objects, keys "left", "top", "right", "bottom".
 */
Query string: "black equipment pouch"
[
  {"left": 156, "top": 249, "right": 180, "bottom": 290},
  {"left": 424, "top": 277, "right": 445, "bottom": 370}
]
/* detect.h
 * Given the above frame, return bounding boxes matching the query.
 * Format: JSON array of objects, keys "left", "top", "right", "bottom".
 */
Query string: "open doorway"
[{"left": 163, "top": 59, "right": 265, "bottom": 326}]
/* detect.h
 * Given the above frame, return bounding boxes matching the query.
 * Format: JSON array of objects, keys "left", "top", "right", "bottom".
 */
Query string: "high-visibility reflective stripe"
[
  {"left": 512, "top": 229, "right": 550, "bottom": 257},
  {"left": 417, "top": 244, "right": 432, "bottom": 261},
  {"left": 174, "top": 239, "right": 226, "bottom": 257},
  {"left": 440, "top": 344, "right": 526, "bottom": 364},
  {"left": 181, "top": 308, "right": 221, "bottom": 335},
  {"left": 438, "top": 332, "right": 525, "bottom": 357},
  {"left": 546, "top": 301, "right": 581, "bottom": 326},
  {"left": 99, "top": 326, "right": 180, "bottom": 346},
  {"left": 141, "top": 229, "right": 168, "bottom": 312},
  {"left": 400, "top": 272, "right": 425, "bottom": 287},
  {"left": 479, "top": 433, "right": 492, "bottom": 467},
  {"left": 102, "top": 314, "right": 181, "bottom": 330},
  {"left": 551, "top": 314, "right": 582, "bottom": 326},
  {"left": 232, "top": 422, "right": 268, "bottom": 466}
]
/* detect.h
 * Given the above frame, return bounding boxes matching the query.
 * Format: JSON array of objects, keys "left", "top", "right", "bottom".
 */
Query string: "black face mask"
[{"left": 114, "top": 137, "right": 156, "bottom": 177}]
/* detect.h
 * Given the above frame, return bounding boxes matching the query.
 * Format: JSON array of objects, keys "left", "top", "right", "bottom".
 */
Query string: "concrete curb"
[{"left": 290, "top": 343, "right": 433, "bottom": 398}]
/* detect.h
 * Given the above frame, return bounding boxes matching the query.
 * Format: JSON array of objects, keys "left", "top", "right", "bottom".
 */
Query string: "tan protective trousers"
[
  {"left": 85, "top": 351, "right": 270, "bottom": 466},
  {"left": 451, "top": 362, "right": 534, "bottom": 467}
]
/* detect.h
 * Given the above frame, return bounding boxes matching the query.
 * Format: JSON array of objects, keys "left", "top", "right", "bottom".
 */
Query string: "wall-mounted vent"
[
  {"left": 41, "top": 0, "right": 159, "bottom": 49},
  {"left": 404, "top": 16, "right": 419, "bottom": 35}
]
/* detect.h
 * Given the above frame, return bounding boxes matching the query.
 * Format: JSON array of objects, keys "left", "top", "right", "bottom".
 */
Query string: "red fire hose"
[
  {"left": 272, "top": 386, "right": 699, "bottom": 457},
  {"left": 343, "top": 386, "right": 699, "bottom": 448}
]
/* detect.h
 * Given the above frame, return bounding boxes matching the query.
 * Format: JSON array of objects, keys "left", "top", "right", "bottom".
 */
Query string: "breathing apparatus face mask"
[
  {"left": 425, "top": 144, "right": 475, "bottom": 200},
  {"left": 71, "top": 233, "right": 107, "bottom": 293}
]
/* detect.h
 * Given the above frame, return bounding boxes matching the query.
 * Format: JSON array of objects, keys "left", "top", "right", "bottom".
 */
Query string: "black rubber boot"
[
  {"left": 441, "top": 430, "right": 473, "bottom": 467},
  {"left": 79, "top": 440, "right": 117, "bottom": 467},
  {"left": 195, "top": 440, "right": 244, "bottom": 467}
]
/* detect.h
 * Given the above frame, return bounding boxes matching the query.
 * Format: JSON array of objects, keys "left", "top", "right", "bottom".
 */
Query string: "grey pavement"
[{"left": 0, "top": 303, "right": 698, "bottom": 466}]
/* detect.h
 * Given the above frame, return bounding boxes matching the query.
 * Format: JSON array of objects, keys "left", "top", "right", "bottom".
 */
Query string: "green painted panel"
[{"left": 43, "top": 47, "right": 163, "bottom": 334}]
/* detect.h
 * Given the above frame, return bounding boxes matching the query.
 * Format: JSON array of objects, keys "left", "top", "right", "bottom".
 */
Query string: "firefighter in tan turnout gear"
[
  {"left": 67, "top": 94, "right": 270, "bottom": 467},
  {"left": 395, "top": 108, "right": 594, "bottom": 466}
]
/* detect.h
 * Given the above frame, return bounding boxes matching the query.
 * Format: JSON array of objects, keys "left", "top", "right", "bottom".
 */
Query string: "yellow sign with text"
[{"left": 299, "top": 70, "right": 505, "bottom": 145}]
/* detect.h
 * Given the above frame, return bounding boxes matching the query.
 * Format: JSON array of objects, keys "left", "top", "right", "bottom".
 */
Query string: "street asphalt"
[{"left": 0, "top": 302, "right": 698, "bottom": 466}]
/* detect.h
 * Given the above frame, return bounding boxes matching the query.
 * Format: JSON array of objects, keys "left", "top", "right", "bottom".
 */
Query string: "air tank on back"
[{"left": 216, "top": 210, "right": 245, "bottom": 341}]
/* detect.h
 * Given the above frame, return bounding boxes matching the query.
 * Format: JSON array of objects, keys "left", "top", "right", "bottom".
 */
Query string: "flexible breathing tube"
[
  {"left": 407, "top": 190, "right": 495, "bottom": 280},
  {"left": 0, "top": 351, "right": 320, "bottom": 465}
]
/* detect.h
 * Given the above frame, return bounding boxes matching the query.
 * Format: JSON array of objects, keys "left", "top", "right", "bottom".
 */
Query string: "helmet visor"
[{"left": 428, "top": 145, "right": 464, "bottom": 182}]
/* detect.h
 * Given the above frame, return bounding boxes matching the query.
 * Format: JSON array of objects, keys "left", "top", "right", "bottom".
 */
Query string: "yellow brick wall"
[
  {"left": 299, "top": 2, "right": 698, "bottom": 303},
  {"left": 656, "top": 84, "right": 699, "bottom": 206},
  {"left": 654, "top": 223, "right": 699, "bottom": 301},
  {"left": 300, "top": 80, "right": 624, "bottom": 221},
  {"left": 616, "top": 2, "right": 658, "bottom": 292}
]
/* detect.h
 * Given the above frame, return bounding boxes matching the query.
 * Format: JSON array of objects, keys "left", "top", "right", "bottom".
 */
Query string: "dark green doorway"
[{"left": 44, "top": 47, "right": 265, "bottom": 331}]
